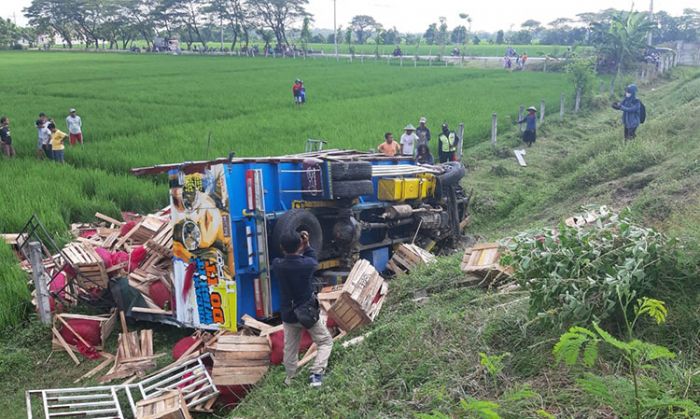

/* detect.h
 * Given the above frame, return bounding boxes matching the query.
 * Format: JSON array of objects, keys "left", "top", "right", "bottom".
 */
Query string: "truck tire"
[
  {"left": 332, "top": 180, "right": 374, "bottom": 198},
  {"left": 330, "top": 161, "right": 372, "bottom": 181},
  {"left": 436, "top": 162, "right": 465, "bottom": 187},
  {"left": 271, "top": 209, "right": 323, "bottom": 255}
]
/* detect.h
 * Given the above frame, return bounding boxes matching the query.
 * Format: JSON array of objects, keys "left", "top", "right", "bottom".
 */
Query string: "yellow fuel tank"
[{"left": 377, "top": 175, "right": 435, "bottom": 201}]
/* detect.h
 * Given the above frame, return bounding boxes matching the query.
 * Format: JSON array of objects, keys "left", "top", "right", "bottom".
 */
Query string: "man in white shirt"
[
  {"left": 66, "top": 108, "right": 83, "bottom": 145},
  {"left": 36, "top": 112, "right": 51, "bottom": 159},
  {"left": 400, "top": 124, "right": 419, "bottom": 156}
]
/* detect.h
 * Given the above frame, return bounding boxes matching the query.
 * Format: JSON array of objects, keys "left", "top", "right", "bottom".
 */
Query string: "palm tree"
[{"left": 593, "top": 11, "right": 655, "bottom": 93}]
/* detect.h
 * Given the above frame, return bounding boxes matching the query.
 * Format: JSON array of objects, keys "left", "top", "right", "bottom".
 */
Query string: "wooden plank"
[
  {"left": 217, "top": 335, "right": 269, "bottom": 345},
  {"left": 52, "top": 327, "right": 81, "bottom": 365},
  {"left": 213, "top": 350, "right": 270, "bottom": 361},
  {"left": 213, "top": 357, "right": 269, "bottom": 367},
  {"left": 140, "top": 329, "right": 153, "bottom": 357},
  {"left": 73, "top": 353, "right": 114, "bottom": 383},
  {"left": 95, "top": 212, "right": 124, "bottom": 226},
  {"left": 214, "top": 343, "right": 270, "bottom": 352},
  {"left": 212, "top": 366, "right": 269, "bottom": 376}
]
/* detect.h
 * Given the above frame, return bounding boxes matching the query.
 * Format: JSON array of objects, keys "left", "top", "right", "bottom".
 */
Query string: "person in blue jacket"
[
  {"left": 518, "top": 106, "right": 538, "bottom": 147},
  {"left": 615, "top": 84, "right": 641, "bottom": 140}
]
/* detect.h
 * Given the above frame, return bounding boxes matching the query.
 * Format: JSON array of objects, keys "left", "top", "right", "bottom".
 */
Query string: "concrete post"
[
  {"left": 575, "top": 88, "right": 581, "bottom": 113},
  {"left": 560, "top": 93, "right": 565, "bottom": 121},
  {"left": 540, "top": 100, "right": 545, "bottom": 123},
  {"left": 518, "top": 105, "right": 524, "bottom": 132},
  {"left": 29, "top": 242, "right": 52, "bottom": 325},
  {"left": 400, "top": 56, "right": 403, "bottom": 67},
  {"left": 543, "top": 58, "right": 548, "bottom": 73},
  {"left": 491, "top": 113, "right": 498, "bottom": 148}
]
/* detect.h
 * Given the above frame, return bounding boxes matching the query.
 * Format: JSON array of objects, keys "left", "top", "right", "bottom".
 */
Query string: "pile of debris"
[{"left": 11, "top": 210, "right": 174, "bottom": 317}]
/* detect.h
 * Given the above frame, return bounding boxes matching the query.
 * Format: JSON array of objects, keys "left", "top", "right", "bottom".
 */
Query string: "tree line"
[{"left": 0, "top": 1, "right": 698, "bottom": 52}]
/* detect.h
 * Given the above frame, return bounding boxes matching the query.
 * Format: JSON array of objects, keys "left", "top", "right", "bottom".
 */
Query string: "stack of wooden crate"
[
  {"left": 61, "top": 242, "right": 108, "bottom": 289},
  {"left": 327, "top": 259, "right": 388, "bottom": 332},
  {"left": 209, "top": 335, "right": 271, "bottom": 386}
]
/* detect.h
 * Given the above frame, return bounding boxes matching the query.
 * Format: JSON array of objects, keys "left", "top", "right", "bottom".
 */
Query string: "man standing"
[
  {"left": 438, "top": 123, "right": 456, "bottom": 163},
  {"left": 66, "top": 108, "right": 83, "bottom": 145},
  {"left": 614, "top": 84, "right": 642, "bottom": 140},
  {"left": 272, "top": 230, "right": 333, "bottom": 388},
  {"left": 518, "top": 106, "right": 537, "bottom": 147},
  {"left": 416, "top": 117, "right": 431, "bottom": 148},
  {"left": 0, "top": 116, "right": 15, "bottom": 158},
  {"left": 48, "top": 123, "right": 68, "bottom": 163},
  {"left": 378, "top": 132, "right": 401, "bottom": 157},
  {"left": 36, "top": 113, "right": 52, "bottom": 159},
  {"left": 400, "top": 124, "right": 418, "bottom": 157}
]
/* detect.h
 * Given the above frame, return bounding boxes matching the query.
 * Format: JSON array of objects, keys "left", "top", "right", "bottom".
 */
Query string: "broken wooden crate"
[
  {"left": 101, "top": 324, "right": 158, "bottom": 382},
  {"left": 209, "top": 334, "right": 271, "bottom": 386},
  {"left": 460, "top": 243, "right": 514, "bottom": 284},
  {"left": 327, "top": 259, "right": 388, "bottom": 332},
  {"left": 61, "top": 242, "right": 108, "bottom": 289},
  {"left": 135, "top": 390, "right": 192, "bottom": 419},
  {"left": 387, "top": 243, "right": 437, "bottom": 275},
  {"left": 52, "top": 311, "right": 117, "bottom": 363}
]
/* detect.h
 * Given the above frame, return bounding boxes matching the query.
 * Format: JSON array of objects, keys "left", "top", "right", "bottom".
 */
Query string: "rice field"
[{"left": 0, "top": 51, "right": 571, "bottom": 328}]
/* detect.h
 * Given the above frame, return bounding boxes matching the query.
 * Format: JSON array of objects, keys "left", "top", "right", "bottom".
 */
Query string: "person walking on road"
[
  {"left": 614, "top": 84, "right": 642, "bottom": 140},
  {"left": 272, "top": 230, "right": 333, "bottom": 388},
  {"left": 378, "top": 132, "right": 401, "bottom": 157},
  {"left": 438, "top": 123, "right": 456, "bottom": 163},
  {"left": 66, "top": 108, "right": 83, "bottom": 145},
  {"left": 48, "top": 123, "right": 68, "bottom": 163},
  {"left": 518, "top": 106, "right": 538, "bottom": 147},
  {"left": 400, "top": 124, "right": 418, "bottom": 156},
  {"left": 416, "top": 117, "right": 431, "bottom": 147},
  {"left": 0, "top": 116, "right": 16, "bottom": 158}
]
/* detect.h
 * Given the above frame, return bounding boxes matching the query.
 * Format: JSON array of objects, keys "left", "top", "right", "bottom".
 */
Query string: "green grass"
[{"left": 233, "top": 69, "right": 700, "bottom": 418}]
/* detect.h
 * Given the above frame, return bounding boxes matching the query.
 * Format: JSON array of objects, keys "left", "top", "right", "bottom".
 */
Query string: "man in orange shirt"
[{"left": 377, "top": 132, "right": 400, "bottom": 157}]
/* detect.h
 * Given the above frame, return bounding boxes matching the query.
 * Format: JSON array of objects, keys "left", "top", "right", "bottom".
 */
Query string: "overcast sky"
[{"left": 2, "top": 0, "right": 697, "bottom": 32}]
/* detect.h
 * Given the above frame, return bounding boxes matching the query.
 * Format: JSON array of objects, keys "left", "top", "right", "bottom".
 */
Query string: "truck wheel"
[
  {"left": 330, "top": 161, "right": 373, "bottom": 181},
  {"left": 437, "top": 162, "right": 465, "bottom": 187},
  {"left": 332, "top": 180, "right": 374, "bottom": 198},
  {"left": 271, "top": 209, "right": 323, "bottom": 256}
]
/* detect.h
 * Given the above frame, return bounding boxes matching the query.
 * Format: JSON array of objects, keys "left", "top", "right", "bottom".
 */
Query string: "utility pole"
[
  {"left": 220, "top": 15, "right": 224, "bottom": 51},
  {"left": 333, "top": 0, "right": 338, "bottom": 58},
  {"left": 647, "top": 0, "right": 654, "bottom": 46}
]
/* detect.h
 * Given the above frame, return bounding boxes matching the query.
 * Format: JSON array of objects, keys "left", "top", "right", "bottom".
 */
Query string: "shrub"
[{"left": 501, "top": 209, "right": 688, "bottom": 329}]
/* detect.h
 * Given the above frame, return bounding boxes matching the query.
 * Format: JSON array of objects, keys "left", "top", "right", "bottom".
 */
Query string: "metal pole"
[
  {"left": 220, "top": 16, "right": 224, "bottom": 51},
  {"left": 491, "top": 113, "right": 497, "bottom": 148},
  {"left": 333, "top": 0, "right": 338, "bottom": 59},
  {"left": 29, "top": 242, "right": 52, "bottom": 325}
]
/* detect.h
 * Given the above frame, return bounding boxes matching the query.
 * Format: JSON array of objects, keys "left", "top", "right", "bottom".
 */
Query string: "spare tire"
[
  {"left": 332, "top": 180, "right": 374, "bottom": 198},
  {"left": 330, "top": 161, "right": 372, "bottom": 181},
  {"left": 271, "top": 209, "right": 323, "bottom": 256}
]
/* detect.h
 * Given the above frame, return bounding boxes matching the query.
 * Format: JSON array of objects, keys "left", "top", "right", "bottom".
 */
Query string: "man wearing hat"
[
  {"left": 400, "top": 124, "right": 419, "bottom": 156},
  {"left": 518, "top": 106, "right": 537, "bottom": 147},
  {"left": 416, "top": 117, "right": 431, "bottom": 148},
  {"left": 66, "top": 108, "right": 83, "bottom": 145}
]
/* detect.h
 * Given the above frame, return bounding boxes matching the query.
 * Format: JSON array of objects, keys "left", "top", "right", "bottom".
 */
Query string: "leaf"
[
  {"left": 582, "top": 338, "right": 599, "bottom": 367},
  {"left": 553, "top": 327, "right": 595, "bottom": 366},
  {"left": 536, "top": 410, "right": 556, "bottom": 419},
  {"left": 634, "top": 297, "right": 668, "bottom": 325},
  {"left": 592, "top": 322, "right": 629, "bottom": 351},
  {"left": 628, "top": 340, "right": 675, "bottom": 361},
  {"left": 460, "top": 399, "right": 502, "bottom": 419}
]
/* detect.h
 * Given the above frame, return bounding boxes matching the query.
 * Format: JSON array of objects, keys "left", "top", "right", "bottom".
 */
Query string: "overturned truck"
[{"left": 131, "top": 149, "right": 468, "bottom": 331}]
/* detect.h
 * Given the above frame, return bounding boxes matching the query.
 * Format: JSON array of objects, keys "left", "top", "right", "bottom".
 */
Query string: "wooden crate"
[
  {"left": 460, "top": 243, "right": 514, "bottom": 280},
  {"left": 136, "top": 390, "right": 192, "bottom": 419},
  {"left": 51, "top": 310, "right": 117, "bottom": 353},
  {"left": 61, "top": 242, "right": 108, "bottom": 289},
  {"left": 211, "top": 335, "right": 270, "bottom": 386},
  {"left": 387, "top": 243, "right": 436, "bottom": 275},
  {"left": 328, "top": 259, "right": 386, "bottom": 332}
]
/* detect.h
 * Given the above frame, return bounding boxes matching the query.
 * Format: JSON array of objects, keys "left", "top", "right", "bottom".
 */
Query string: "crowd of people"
[
  {"left": 504, "top": 47, "right": 528, "bottom": 70},
  {"left": 0, "top": 108, "right": 84, "bottom": 162},
  {"left": 376, "top": 117, "right": 460, "bottom": 164}
]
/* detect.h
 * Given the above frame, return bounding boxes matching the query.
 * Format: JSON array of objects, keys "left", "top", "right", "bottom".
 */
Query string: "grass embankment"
[{"left": 233, "top": 70, "right": 700, "bottom": 417}]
